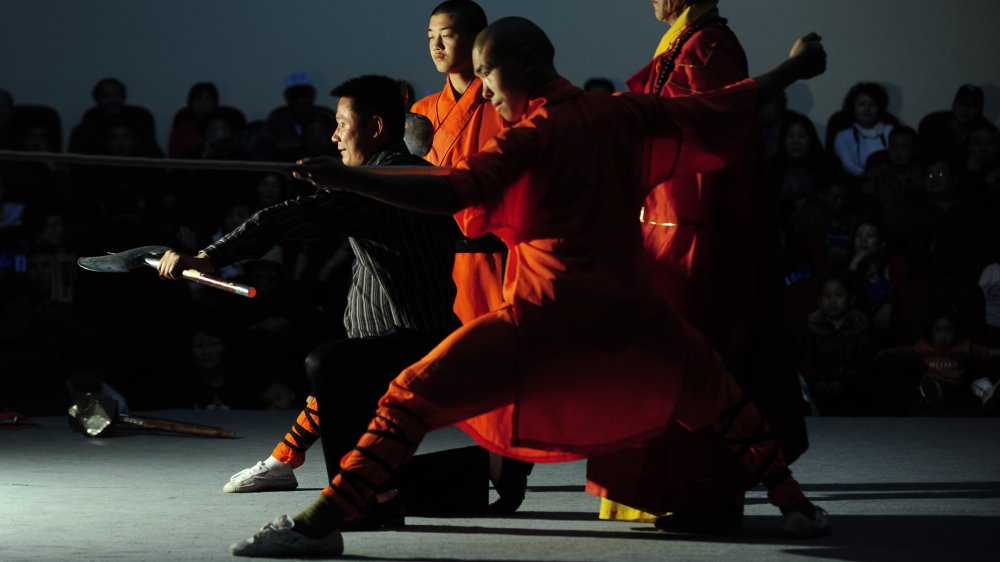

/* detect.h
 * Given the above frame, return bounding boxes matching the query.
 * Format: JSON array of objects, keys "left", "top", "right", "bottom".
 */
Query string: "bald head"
[
  {"left": 472, "top": 17, "right": 560, "bottom": 122},
  {"left": 474, "top": 17, "right": 555, "bottom": 66}
]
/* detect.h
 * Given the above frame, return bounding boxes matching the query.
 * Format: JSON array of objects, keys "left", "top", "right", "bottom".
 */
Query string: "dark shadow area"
[{"left": 746, "top": 481, "right": 1000, "bottom": 504}]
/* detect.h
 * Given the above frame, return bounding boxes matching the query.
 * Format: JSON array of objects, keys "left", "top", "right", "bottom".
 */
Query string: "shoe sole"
[{"left": 223, "top": 479, "right": 298, "bottom": 493}]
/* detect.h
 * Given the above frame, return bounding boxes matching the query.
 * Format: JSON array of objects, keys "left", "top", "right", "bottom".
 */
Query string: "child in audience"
[
  {"left": 770, "top": 113, "right": 837, "bottom": 218},
  {"left": 798, "top": 275, "right": 876, "bottom": 415},
  {"left": 878, "top": 308, "right": 1000, "bottom": 412},
  {"left": 848, "top": 220, "right": 902, "bottom": 337}
]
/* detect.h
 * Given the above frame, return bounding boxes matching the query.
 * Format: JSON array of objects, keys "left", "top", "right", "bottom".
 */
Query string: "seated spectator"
[
  {"left": 583, "top": 77, "right": 616, "bottom": 94},
  {"left": 259, "top": 72, "right": 336, "bottom": 162},
  {"left": 896, "top": 158, "right": 992, "bottom": 278},
  {"left": 184, "top": 321, "right": 257, "bottom": 410},
  {"left": 878, "top": 307, "right": 1000, "bottom": 413},
  {"left": 964, "top": 121, "right": 1000, "bottom": 208},
  {"left": 832, "top": 82, "right": 895, "bottom": 177},
  {"left": 769, "top": 112, "right": 838, "bottom": 218},
  {"left": 0, "top": 89, "right": 14, "bottom": 150},
  {"left": 980, "top": 261, "right": 1000, "bottom": 347},
  {"left": 848, "top": 220, "right": 907, "bottom": 338},
  {"left": 786, "top": 175, "right": 866, "bottom": 275},
  {"left": 797, "top": 274, "right": 876, "bottom": 415},
  {"left": 919, "top": 84, "right": 989, "bottom": 164},
  {"left": 861, "top": 126, "right": 923, "bottom": 235},
  {"left": 68, "top": 77, "right": 161, "bottom": 156},
  {"left": 168, "top": 82, "right": 247, "bottom": 158},
  {"left": 758, "top": 90, "right": 797, "bottom": 159}
]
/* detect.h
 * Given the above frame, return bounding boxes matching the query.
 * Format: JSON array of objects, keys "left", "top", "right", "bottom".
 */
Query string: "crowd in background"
[{"left": 1, "top": 73, "right": 998, "bottom": 416}]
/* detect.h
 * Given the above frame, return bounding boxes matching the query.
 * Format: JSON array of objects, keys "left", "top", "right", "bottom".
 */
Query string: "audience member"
[
  {"left": 980, "top": 261, "right": 1000, "bottom": 347},
  {"left": 860, "top": 126, "right": 923, "bottom": 235},
  {"left": 583, "top": 77, "right": 615, "bottom": 94},
  {"left": 168, "top": 81, "right": 247, "bottom": 158},
  {"left": 847, "top": 220, "right": 905, "bottom": 338},
  {"left": 68, "top": 77, "right": 161, "bottom": 156},
  {"left": 0, "top": 89, "right": 14, "bottom": 150},
  {"left": 964, "top": 121, "right": 1000, "bottom": 208},
  {"left": 184, "top": 320, "right": 257, "bottom": 409},
  {"left": 769, "top": 113, "right": 837, "bottom": 218},
  {"left": 786, "top": 176, "right": 866, "bottom": 275},
  {"left": 797, "top": 275, "right": 876, "bottom": 415},
  {"left": 919, "top": 84, "right": 988, "bottom": 164},
  {"left": 832, "top": 82, "right": 895, "bottom": 177},
  {"left": 877, "top": 307, "right": 1000, "bottom": 413},
  {"left": 259, "top": 72, "right": 336, "bottom": 162},
  {"left": 758, "top": 90, "right": 797, "bottom": 159}
]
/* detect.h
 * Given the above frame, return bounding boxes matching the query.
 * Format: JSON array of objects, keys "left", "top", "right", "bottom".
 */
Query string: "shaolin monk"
[{"left": 229, "top": 17, "right": 832, "bottom": 557}]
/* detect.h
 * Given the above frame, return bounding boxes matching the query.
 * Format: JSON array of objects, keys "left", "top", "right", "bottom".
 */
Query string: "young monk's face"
[
  {"left": 428, "top": 12, "right": 475, "bottom": 75},
  {"left": 474, "top": 41, "right": 530, "bottom": 122}
]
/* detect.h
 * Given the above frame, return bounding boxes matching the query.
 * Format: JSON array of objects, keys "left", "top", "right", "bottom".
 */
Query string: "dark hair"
[
  {"left": 819, "top": 272, "right": 855, "bottom": 298},
  {"left": 888, "top": 125, "right": 917, "bottom": 143},
  {"left": 970, "top": 120, "right": 1000, "bottom": 138},
  {"left": 777, "top": 113, "right": 824, "bottom": 158},
  {"left": 584, "top": 77, "right": 615, "bottom": 93},
  {"left": 91, "top": 77, "right": 126, "bottom": 100},
  {"left": 431, "top": 0, "right": 488, "bottom": 35},
  {"left": 841, "top": 82, "right": 889, "bottom": 122},
  {"left": 187, "top": 82, "right": 220, "bottom": 106},
  {"left": 926, "top": 305, "right": 962, "bottom": 341},
  {"left": 330, "top": 75, "right": 405, "bottom": 140}
]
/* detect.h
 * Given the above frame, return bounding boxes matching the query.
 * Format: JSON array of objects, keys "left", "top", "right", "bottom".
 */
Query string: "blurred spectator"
[
  {"left": 832, "top": 82, "right": 895, "bottom": 177},
  {"left": 583, "top": 77, "right": 615, "bottom": 94},
  {"left": 919, "top": 84, "right": 988, "bottom": 164},
  {"left": 877, "top": 307, "right": 1000, "bottom": 413},
  {"left": 861, "top": 126, "right": 923, "bottom": 235},
  {"left": 0, "top": 89, "right": 14, "bottom": 149},
  {"left": 68, "top": 77, "right": 161, "bottom": 156},
  {"left": 964, "top": 121, "right": 1000, "bottom": 208},
  {"left": 0, "top": 177, "right": 25, "bottom": 230},
  {"left": 786, "top": 175, "right": 866, "bottom": 275},
  {"left": 769, "top": 113, "right": 837, "bottom": 218},
  {"left": 847, "top": 220, "right": 906, "bottom": 338},
  {"left": 980, "top": 261, "right": 1000, "bottom": 347},
  {"left": 759, "top": 90, "right": 796, "bottom": 159},
  {"left": 258, "top": 72, "right": 336, "bottom": 161},
  {"left": 797, "top": 274, "right": 876, "bottom": 415},
  {"left": 183, "top": 321, "right": 256, "bottom": 409},
  {"left": 168, "top": 81, "right": 247, "bottom": 158},
  {"left": 896, "top": 158, "right": 992, "bottom": 278}
]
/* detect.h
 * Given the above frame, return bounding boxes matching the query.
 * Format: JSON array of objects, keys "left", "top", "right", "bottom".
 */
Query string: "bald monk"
[
  {"left": 411, "top": 0, "right": 507, "bottom": 326},
  {"left": 412, "top": 0, "right": 532, "bottom": 511},
  {"left": 231, "top": 18, "right": 831, "bottom": 557}
]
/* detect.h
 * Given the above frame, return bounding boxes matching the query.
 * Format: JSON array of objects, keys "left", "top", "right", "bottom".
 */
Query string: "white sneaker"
[
  {"left": 782, "top": 505, "right": 832, "bottom": 538},
  {"left": 231, "top": 515, "right": 343, "bottom": 557},
  {"left": 223, "top": 461, "right": 298, "bottom": 493}
]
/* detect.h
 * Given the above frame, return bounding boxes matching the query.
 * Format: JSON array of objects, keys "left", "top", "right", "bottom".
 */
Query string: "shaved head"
[
  {"left": 474, "top": 16, "right": 555, "bottom": 65},
  {"left": 431, "top": 0, "right": 488, "bottom": 35},
  {"left": 472, "top": 17, "right": 559, "bottom": 122}
]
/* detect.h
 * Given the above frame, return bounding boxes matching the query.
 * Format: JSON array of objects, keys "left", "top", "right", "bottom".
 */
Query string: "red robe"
[
  {"left": 411, "top": 78, "right": 507, "bottom": 324},
  {"left": 586, "top": 20, "right": 808, "bottom": 514}
]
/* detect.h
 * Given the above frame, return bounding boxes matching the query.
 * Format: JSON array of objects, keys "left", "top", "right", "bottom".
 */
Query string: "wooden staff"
[{"left": 0, "top": 149, "right": 452, "bottom": 176}]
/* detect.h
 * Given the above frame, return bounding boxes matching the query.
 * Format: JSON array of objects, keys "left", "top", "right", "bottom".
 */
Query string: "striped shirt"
[{"left": 203, "top": 142, "right": 459, "bottom": 338}]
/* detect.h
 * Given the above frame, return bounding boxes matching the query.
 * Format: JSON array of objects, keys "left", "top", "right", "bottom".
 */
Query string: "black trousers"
[{"left": 305, "top": 327, "right": 491, "bottom": 515}]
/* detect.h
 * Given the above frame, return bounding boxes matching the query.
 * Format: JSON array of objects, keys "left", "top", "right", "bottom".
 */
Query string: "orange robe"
[
  {"left": 440, "top": 77, "right": 760, "bottom": 460},
  {"left": 411, "top": 77, "right": 507, "bottom": 324}
]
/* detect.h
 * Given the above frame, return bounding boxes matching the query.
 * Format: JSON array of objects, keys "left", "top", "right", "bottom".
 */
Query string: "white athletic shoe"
[
  {"left": 782, "top": 505, "right": 832, "bottom": 538},
  {"left": 223, "top": 461, "right": 298, "bottom": 493},
  {"left": 231, "top": 515, "right": 343, "bottom": 557}
]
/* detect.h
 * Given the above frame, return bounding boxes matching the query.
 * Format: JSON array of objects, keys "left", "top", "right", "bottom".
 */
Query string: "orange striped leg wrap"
[
  {"left": 320, "top": 402, "right": 426, "bottom": 520},
  {"left": 271, "top": 396, "right": 320, "bottom": 469}
]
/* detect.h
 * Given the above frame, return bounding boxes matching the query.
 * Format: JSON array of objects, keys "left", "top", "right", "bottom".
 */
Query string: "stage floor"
[{"left": 2, "top": 411, "right": 998, "bottom": 561}]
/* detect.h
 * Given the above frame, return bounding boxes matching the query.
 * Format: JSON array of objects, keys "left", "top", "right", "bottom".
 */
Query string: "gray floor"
[{"left": 2, "top": 411, "right": 998, "bottom": 561}]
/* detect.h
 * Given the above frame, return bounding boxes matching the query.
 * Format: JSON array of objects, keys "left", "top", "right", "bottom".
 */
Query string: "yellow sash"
[{"left": 652, "top": 0, "right": 720, "bottom": 58}]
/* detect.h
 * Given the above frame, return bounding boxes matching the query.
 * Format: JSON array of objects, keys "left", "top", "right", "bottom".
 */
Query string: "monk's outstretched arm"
[{"left": 293, "top": 160, "right": 461, "bottom": 216}]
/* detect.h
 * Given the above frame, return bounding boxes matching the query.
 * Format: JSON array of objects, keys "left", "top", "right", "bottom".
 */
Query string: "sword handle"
[
  {"left": 143, "top": 255, "right": 256, "bottom": 298},
  {"left": 181, "top": 269, "right": 257, "bottom": 298}
]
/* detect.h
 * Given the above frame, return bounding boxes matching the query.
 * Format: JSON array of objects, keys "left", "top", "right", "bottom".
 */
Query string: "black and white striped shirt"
[{"left": 203, "top": 142, "right": 459, "bottom": 338}]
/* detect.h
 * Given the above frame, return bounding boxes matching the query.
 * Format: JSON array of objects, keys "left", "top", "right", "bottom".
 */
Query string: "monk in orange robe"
[
  {"left": 591, "top": 0, "right": 808, "bottom": 528},
  {"left": 230, "top": 18, "right": 830, "bottom": 557},
  {"left": 410, "top": 0, "right": 506, "bottom": 326}
]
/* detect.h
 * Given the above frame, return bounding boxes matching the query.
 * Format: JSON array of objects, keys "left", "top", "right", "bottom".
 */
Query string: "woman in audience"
[{"left": 833, "top": 82, "right": 894, "bottom": 177}]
